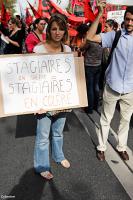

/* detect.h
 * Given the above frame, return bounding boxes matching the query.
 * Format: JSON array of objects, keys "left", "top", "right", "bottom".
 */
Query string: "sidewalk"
[
  {"left": 0, "top": 110, "right": 132, "bottom": 200},
  {"left": 74, "top": 108, "right": 133, "bottom": 200}
]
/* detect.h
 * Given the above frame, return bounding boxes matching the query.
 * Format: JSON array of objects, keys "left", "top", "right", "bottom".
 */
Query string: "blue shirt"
[{"left": 100, "top": 29, "right": 133, "bottom": 94}]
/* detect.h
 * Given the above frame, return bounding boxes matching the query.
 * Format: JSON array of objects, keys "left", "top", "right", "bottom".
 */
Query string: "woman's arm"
[
  {"left": 86, "top": 0, "right": 106, "bottom": 43},
  {"left": 5, "top": 36, "right": 20, "bottom": 47}
]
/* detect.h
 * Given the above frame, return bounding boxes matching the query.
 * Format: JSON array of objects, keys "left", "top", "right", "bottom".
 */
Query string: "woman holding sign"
[{"left": 33, "top": 14, "right": 71, "bottom": 180}]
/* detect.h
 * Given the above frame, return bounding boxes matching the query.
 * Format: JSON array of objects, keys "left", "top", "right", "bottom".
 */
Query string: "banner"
[
  {"left": 107, "top": 10, "right": 125, "bottom": 24},
  {"left": 52, "top": 0, "right": 69, "bottom": 10},
  {"left": 0, "top": 53, "right": 87, "bottom": 117},
  {"left": 106, "top": 0, "right": 133, "bottom": 5}
]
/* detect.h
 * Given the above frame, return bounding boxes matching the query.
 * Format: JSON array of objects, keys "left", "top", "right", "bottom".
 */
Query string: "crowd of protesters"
[{"left": 0, "top": 2, "right": 133, "bottom": 180}]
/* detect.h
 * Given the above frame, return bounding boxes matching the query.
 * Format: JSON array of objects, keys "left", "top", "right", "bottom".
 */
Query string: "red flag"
[
  {"left": 83, "top": 1, "right": 96, "bottom": 22},
  {"left": 122, "top": 5, "right": 127, "bottom": 10},
  {"left": 1, "top": 3, "right": 10, "bottom": 27},
  {"left": 71, "top": 0, "right": 77, "bottom": 10},
  {"left": 92, "top": 0, "right": 98, "bottom": 15},
  {"left": 68, "top": 26, "right": 78, "bottom": 36},
  {"left": 27, "top": 1, "right": 41, "bottom": 18},
  {"left": 49, "top": 0, "right": 87, "bottom": 25},
  {"left": 37, "top": 0, "right": 95, "bottom": 25},
  {"left": 38, "top": 0, "right": 43, "bottom": 16},
  {"left": 41, "top": 0, "right": 55, "bottom": 19},
  {"left": 25, "top": 8, "right": 33, "bottom": 26},
  {"left": 72, "top": 0, "right": 76, "bottom": 9}
]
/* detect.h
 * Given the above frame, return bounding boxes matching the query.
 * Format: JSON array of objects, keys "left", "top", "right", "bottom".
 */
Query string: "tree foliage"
[
  {"left": 0, "top": 0, "right": 17, "bottom": 15},
  {"left": 0, "top": 0, "right": 16, "bottom": 9}
]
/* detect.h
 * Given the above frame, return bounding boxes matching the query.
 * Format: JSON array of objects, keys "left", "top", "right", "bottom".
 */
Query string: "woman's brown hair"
[{"left": 46, "top": 13, "right": 68, "bottom": 43}]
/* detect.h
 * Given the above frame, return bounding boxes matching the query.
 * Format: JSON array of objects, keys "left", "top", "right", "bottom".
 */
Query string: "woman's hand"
[
  {"left": 4, "top": 36, "right": 20, "bottom": 47},
  {"left": 4, "top": 36, "right": 10, "bottom": 42},
  {"left": 96, "top": 0, "right": 106, "bottom": 15}
]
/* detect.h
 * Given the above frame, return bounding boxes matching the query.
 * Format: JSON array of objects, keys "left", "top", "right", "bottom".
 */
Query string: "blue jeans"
[
  {"left": 85, "top": 66, "right": 101, "bottom": 112},
  {"left": 34, "top": 113, "right": 66, "bottom": 173}
]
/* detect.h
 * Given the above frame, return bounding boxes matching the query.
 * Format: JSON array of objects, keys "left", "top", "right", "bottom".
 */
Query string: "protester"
[
  {"left": 33, "top": 13, "right": 71, "bottom": 180},
  {"left": 70, "top": 23, "right": 89, "bottom": 56},
  {"left": 15, "top": 14, "right": 22, "bottom": 28},
  {"left": 3, "top": 17, "right": 23, "bottom": 54},
  {"left": 25, "top": 18, "right": 46, "bottom": 53},
  {"left": 0, "top": 24, "right": 7, "bottom": 54},
  {"left": 80, "top": 23, "right": 103, "bottom": 114},
  {"left": 86, "top": 1, "right": 133, "bottom": 161},
  {"left": 104, "top": 19, "right": 118, "bottom": 33}
]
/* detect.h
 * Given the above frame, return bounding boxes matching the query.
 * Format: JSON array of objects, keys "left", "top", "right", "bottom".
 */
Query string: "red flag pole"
[
  {"left": 27, "top": 1, "right": 41, "bottom": 18},
  {"left": 1, "top": 2, "right": 10, "bottom": 27}
]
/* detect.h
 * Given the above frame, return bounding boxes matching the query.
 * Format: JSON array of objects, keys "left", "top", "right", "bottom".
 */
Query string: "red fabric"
[
  {"left": 38, "top": 0, "right": 43, "bottom": 16},
  {"left": 1, "top": 3, "right": 10, "bottom": 27},
  {"left": 68, "top": 27, "right": 78, "bottom": 36},
  {"left": 25, "top": 8, "right": 33, "bottom": 26},
  {"left": 49, "top": 0, "right": 87, "bottom": 25},
  {"left": 27, "top": 1, "right": 41, "bottom": 19},
  {"left": 35, "top": 0, "right": 95, "bottom": 25},
  {"left": 75, "top": 0, "right": 84, "bottom": 6},
  {"left": 25, "top": 32, "right": 46, "bottom": 53},
  {"left": 71, "top": 0, "right": 77, "bottom": 9},
  {"left": 49, "top": 0, "right": 69, "bottom": 16},
  {"left": 122, "top": 6, "right": 126, "bottom": 10},
  {"left": 83, "top": 1, "right": 96, "bottom": 23},
  {"left": 40, "top": 0, "right": 54, "bottom": 20},
  {"left": 68, "top": 15, "right": 87, "bottom": 25},
  {"left": 38, "top": 0, "right": 55, "bottom": 19},
  {"left": 71, "top": 36, "right": 83, "bottom": 48}
]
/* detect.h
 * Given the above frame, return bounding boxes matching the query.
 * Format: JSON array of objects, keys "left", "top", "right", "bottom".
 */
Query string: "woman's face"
[
  {"left": 36, "top": 20, "right": 45, "bottom": 33},
  {"left": 8, "top": 21, "right": 16, "bottom": 31},
  {"left": 104, "top": 23, "right": 113, "bottom": 33},
  {"left": 50, "top": 21, "right": 65, "bottom": 42}
]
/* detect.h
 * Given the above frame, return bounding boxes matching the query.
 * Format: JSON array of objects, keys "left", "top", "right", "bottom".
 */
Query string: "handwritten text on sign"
[
  {"left": 106, "top": 0, "right": 133, "bottom": 5},
  {"left": 107, "top": 10, "right": 125, "bottom": 24},
  {"left": 0, "top": 53, "right": 79, "bottom": 114}
]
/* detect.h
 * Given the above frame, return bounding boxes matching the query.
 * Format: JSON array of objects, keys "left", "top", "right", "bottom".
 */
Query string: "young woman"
[
  {"left": 104, "top": 19, "right": 118, "bottom": 33},
  {"left": 4, "top": 17, "right": 23, "bottom": 54},
  {"left": 80, "top": 23, "right": 103, "bottom": 114},
  {"left": 25, "top": 18, "right": 46, "bottom": 53},
  {"left": 33, "top": 14, "right": 71, "bottom": 180}
]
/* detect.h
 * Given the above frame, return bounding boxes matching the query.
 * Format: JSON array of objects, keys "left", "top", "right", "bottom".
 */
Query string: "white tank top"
[{"left": 33, "top": 43, "right": 71, "bottom": 53}]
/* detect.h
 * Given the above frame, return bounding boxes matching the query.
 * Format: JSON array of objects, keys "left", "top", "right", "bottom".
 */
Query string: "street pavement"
[{"left": 0, "top": 108, "right": 133, "bottom": 200}]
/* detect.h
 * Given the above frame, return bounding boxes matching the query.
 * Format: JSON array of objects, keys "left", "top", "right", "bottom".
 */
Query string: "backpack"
[
  {"left": 101, "top": 30, "right": 121, "bottom": 69},
  {"left": 100, "top": 30, "right": 121, "bottom": 90},
  {"left": 107, "top": 30, "right": 121, "bottom": 66}
]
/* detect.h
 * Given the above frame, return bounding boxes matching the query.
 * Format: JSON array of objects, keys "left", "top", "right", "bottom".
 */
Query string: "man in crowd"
[{"left": 86, "top": 0, "right": 133, "bottom": 161}]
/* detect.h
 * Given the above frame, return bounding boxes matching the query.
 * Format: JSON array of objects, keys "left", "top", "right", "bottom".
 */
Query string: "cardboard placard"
[
  {"left": 107, "top": 10, "right": 125, "bottom": 25},
  {"left": 0, "top": 53, "right": 88, "bottom": 117},
  {"left": 106, "top": 0, "right": 133, "bottom": 5}
]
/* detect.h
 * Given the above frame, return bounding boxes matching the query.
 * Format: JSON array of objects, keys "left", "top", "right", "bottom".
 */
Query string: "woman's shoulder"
[
  {"left": 15, "top": 28, "right": 22, "bottom": 35},
  {"left": 26, "top": 31, "right": 37, "bottom": 39},
  {"left": 33, "top": 42, "right": 47, "bottom": 53},
  {"left": 63, "top": 44, "right": 71, "bottom": 52}
]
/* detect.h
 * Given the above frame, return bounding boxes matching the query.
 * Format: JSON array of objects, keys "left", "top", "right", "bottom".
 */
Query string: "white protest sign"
[
  {"left": 106, "top": 0, "right": 133, "bottom": 5},
  {"left": 107, "top": 10, "right": 125, "bottom": 24},
  {"left": 0, "top": 53, "right": 80, "bottom": 115},
  {"left": 51, "top": 0, "right": 69, "bottom": 10}
]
